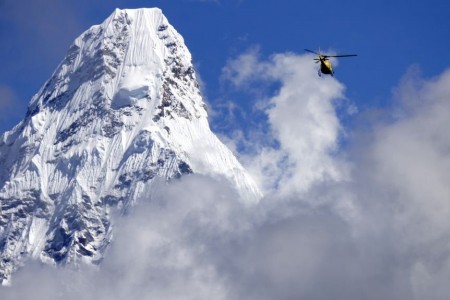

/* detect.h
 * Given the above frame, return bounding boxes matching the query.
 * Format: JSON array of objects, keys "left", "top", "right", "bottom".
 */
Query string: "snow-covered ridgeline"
[{"left": 0, "top": 8, "right": 261, "bottom": 285}]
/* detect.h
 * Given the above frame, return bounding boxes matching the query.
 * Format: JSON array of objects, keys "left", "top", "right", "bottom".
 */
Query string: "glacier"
[{"left": 0, "top": 8, "right": 261, "bottom": 285}]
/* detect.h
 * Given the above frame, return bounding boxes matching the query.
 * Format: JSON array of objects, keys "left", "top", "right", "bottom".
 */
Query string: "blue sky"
[
  {"left": 2, "top": 1, "right": 450, "bottom": 298},
  {"left": 1, "top": 0, "right": 449, "bottom": 134}
]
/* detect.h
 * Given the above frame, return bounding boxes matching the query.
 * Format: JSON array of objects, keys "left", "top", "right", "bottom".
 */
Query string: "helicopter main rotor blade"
[
  {"left": 304, "top": 49, "right": 320, "bottom": 55},
  {"left": 325, "top": 54, "right": 357, "bottom": 58}
]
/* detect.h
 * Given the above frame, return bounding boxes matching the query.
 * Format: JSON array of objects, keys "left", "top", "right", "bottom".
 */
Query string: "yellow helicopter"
[{"left": 305, "top": 49, "right": 357, "bottom": 77}]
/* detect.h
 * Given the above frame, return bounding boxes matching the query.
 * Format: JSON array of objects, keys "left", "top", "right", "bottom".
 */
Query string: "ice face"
[{"left": 0, "top": 8, "right": 261, "bottom": 284}]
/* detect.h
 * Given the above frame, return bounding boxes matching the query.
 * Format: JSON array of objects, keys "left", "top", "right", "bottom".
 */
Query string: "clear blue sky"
[{"left": 1, "top": 0, "right": 449, "bottom": 134}]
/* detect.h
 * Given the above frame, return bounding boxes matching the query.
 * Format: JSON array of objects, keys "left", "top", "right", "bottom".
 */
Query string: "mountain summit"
[{"left": 0, "top": 8, "right": 261, "bottom": 284}]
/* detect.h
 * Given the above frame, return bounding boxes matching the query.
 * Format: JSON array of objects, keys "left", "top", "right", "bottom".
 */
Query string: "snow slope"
[{"left": 0, "top": 8, "right": 261, "bottom": 285}]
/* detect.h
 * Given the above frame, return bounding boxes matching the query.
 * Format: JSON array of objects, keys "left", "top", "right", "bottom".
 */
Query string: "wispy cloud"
[{"left": 221, "top": 47, "right": 348, "bottom": 195}]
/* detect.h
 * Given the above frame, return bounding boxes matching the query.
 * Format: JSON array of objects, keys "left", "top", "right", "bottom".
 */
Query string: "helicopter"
[{"left": 304, "top": 49, "right": 357, "bottom": 77}]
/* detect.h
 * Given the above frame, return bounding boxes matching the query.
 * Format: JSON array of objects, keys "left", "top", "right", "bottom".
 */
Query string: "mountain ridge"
[{"left": 0, "top": 8, "right": 261, "bottom": 285}]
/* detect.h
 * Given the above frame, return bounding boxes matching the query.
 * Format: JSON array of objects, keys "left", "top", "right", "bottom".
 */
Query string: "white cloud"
[
  {"left": 0, "top": 175, "right": 241, "bottom": 300},
  {"left": 358, "top": 67, "right": 450, "bottom": 296},
  {"left": 221, "top": 50, "right": 450, "bottom": 298},
  {"left": 0, "top": 175, "right": 369, "bottom": 300},
  {"left": 222, "top": 48, "right": 349, "bottom": 196}
]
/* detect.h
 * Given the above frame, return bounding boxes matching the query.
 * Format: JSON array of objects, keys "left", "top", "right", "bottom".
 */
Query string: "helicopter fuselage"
[{"left": 320, "top": 58, "right": 333, "bottom": 75}]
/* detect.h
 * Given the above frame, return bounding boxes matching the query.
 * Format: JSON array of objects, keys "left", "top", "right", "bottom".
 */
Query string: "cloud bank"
[
  {"left": 221, "top": 48, "right": 348, "bottom": 196},
  {"left": 2, "top": 52, "right": 450, "bottom": 299}
]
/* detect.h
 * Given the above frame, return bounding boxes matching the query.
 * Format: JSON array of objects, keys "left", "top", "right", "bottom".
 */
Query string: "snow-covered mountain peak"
[{"left": 0, "top": 8, "right": 261, "bottom": 285}]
